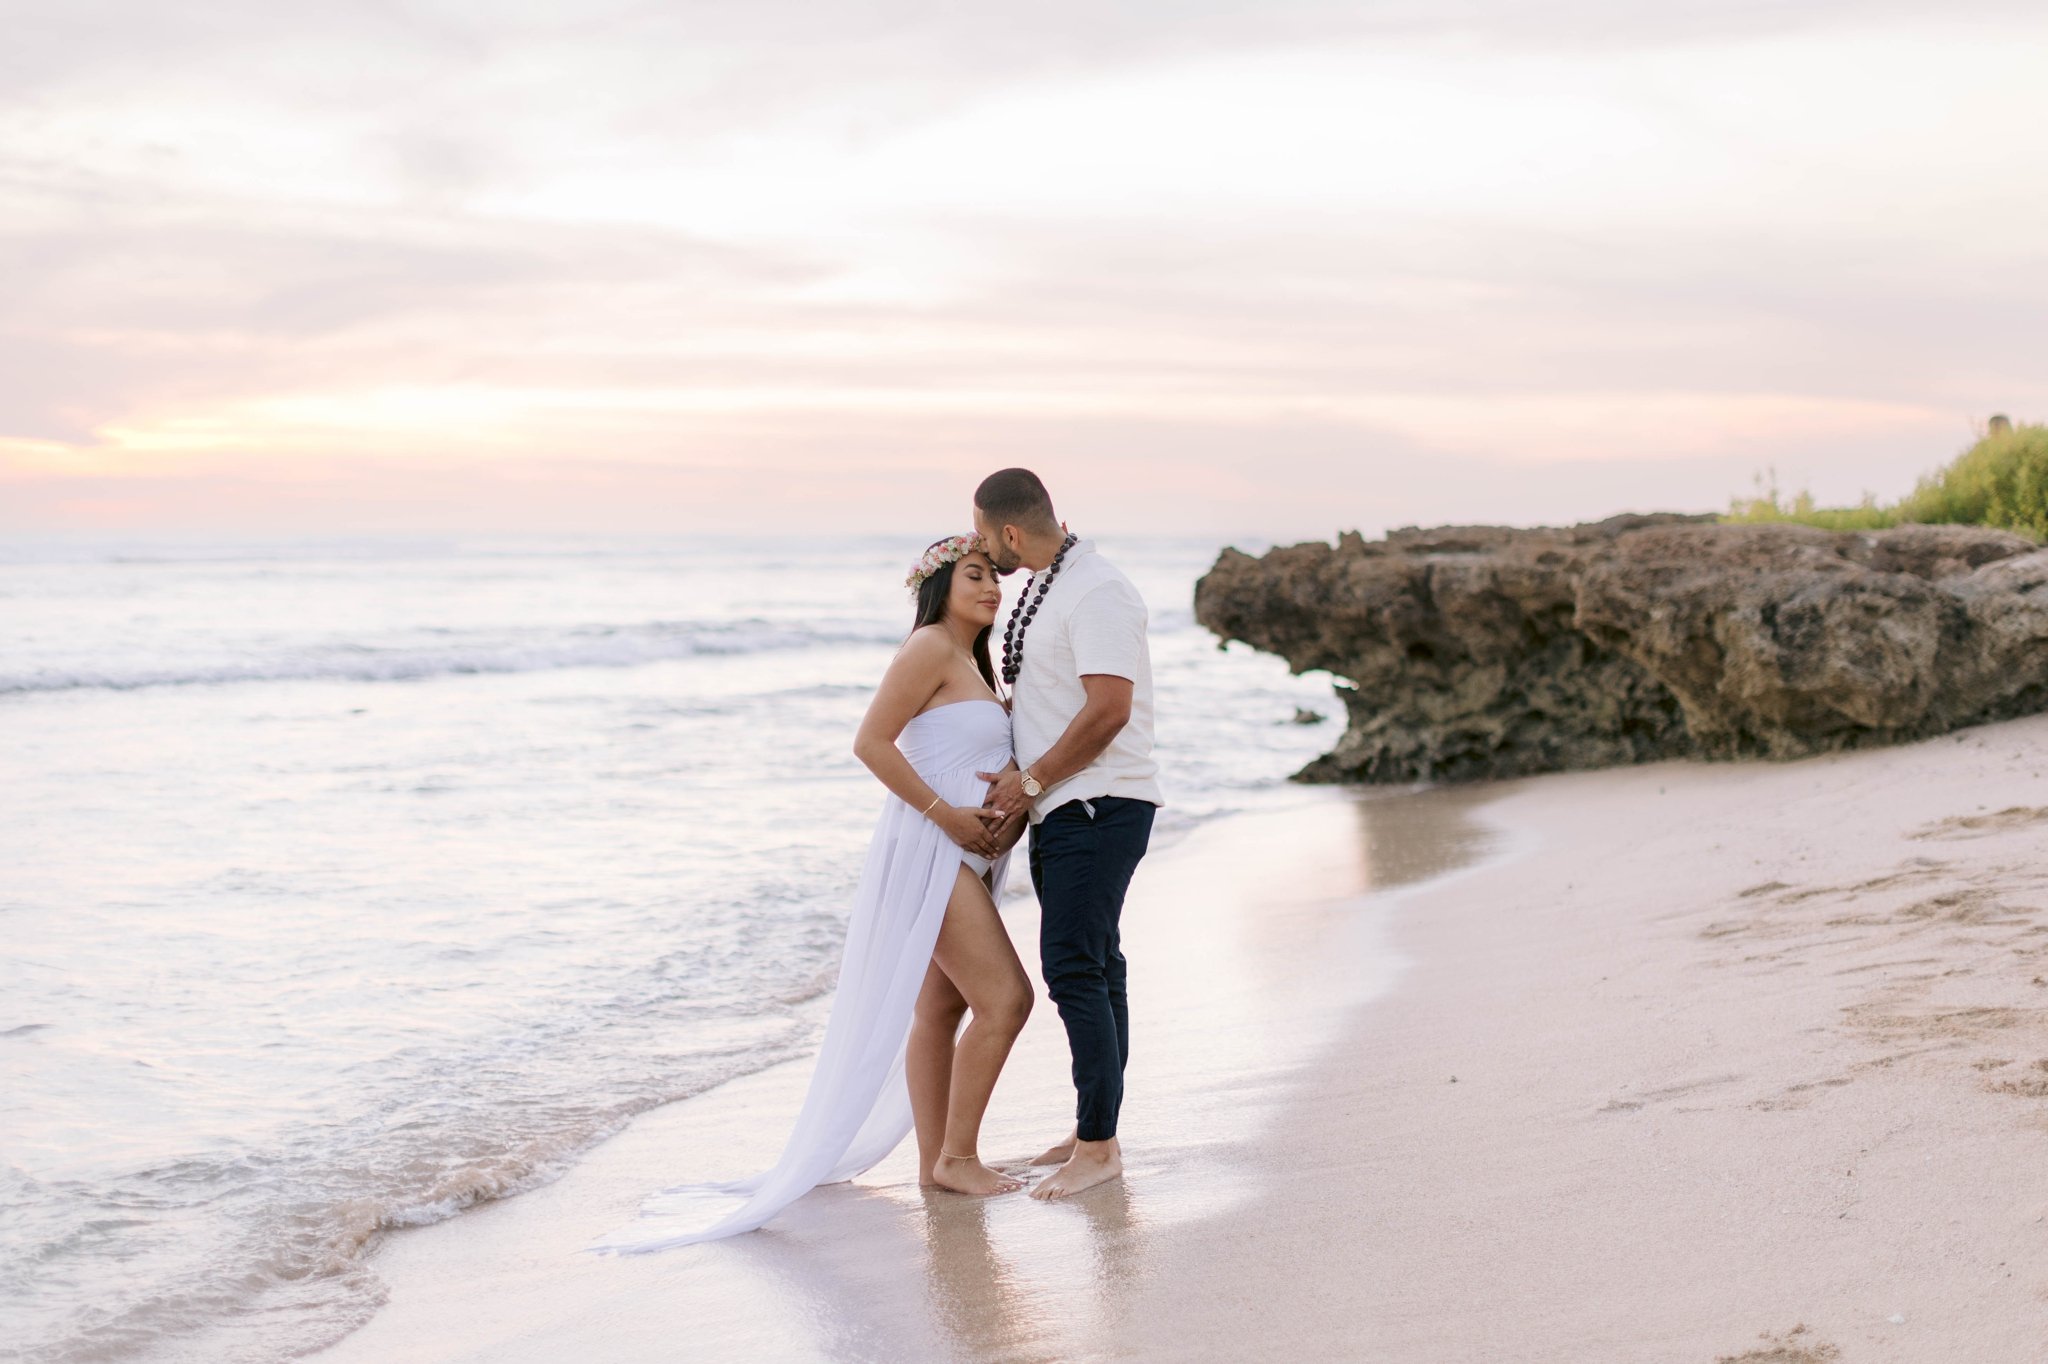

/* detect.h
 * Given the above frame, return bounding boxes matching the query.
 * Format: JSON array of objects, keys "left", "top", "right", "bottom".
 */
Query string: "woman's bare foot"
[
  {"left": 1030, "top": 1128, "right": 1078, "bottom": 1166},
  {"left": 928, "top": 1152, "right": 1025, "bottom": 1196},
  {"left": 1028, "top": 1139, "right": 1122, "bottom": 1201}
]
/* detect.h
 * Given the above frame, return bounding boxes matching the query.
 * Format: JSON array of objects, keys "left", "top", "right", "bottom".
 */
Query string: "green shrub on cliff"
[
  {"left": 1724, "top": 423, "right": 2048, "bottom": 540},
  {"left": 1894, "top": 424, "right": 2048, "bottom": 537},
  {"left": 1725, "top": 474, "right": 1898, "bottom": 530}
]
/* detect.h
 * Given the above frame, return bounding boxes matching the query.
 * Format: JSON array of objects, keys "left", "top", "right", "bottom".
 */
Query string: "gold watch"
[{"left": 1020, "top": 768, "right": 1043, "bottom": 799}]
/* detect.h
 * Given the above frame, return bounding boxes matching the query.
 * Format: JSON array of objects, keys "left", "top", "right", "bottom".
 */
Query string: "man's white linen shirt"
[{"left": 1009, "top": 539, "right": 1165, "bottom": 824}]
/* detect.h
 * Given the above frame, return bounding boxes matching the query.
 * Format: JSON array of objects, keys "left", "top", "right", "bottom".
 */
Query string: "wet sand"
[
  {"left": 316, "top": 713, "right": 2048, "bottom": 1362},
  {"left": 311, "top": 786, "right": 1501, "bottom": 1364}
]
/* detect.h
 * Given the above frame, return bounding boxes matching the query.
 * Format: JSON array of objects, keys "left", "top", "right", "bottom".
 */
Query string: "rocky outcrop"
[{"left": 1195, "top": 515, "right": 2048, "bottom": 784}]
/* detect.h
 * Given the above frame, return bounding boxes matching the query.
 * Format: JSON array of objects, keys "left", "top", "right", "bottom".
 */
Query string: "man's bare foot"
[
  {"left": 1028, "top": 1141, "right": 1122, "bottom": 1201},
  {"left": 1030, "top": 1129, "right": 1078, "bottom": 1166},
  {"left": 928, "top": 1153, "right": 1025, "bottom": 1197}
]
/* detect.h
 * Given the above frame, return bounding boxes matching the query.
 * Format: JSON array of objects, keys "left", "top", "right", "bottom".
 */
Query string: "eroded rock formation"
[{"left": 1195, "top": 515, "right": 2048, "bottom": 783}]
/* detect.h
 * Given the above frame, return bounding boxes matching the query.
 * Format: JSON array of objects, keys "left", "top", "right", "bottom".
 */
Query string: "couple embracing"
[{"left": 590, "top": 468, "right": 1162, "bottom": 1255}]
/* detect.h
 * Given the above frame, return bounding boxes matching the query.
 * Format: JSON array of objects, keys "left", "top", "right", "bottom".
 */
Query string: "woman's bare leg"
[
  {"left": 927, "top": 863, "right": 1034, "bottom": 1196},
  {"left": 909, "top": 961, "right": 967, "bottom": 1186}
]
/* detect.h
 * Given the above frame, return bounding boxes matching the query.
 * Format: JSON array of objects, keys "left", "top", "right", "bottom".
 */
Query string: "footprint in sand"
[
  {"left": 1985, "top": 1057, "right": 2048, "bottom": 1098},
  {"left": 1599, "top": 1072, "right": 1746, "bottom": 1115},
  {"left": 1716, "top": 1323, "right": 1841, "bottom": 1363},
  {"left": 1911, "top": 805, "right": 2048, "bottom": 841},
  {"left": 1751, "top": 1075, "right": 1856, "bottom": 1112}
]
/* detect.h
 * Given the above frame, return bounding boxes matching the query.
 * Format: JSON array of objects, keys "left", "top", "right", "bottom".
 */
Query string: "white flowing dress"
[{"left": 585, "top": 698, "right": 1015, "bottom": 1255}]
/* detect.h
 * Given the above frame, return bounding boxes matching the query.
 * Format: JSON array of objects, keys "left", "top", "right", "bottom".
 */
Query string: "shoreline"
[
  {"left": 309, "top": 783, "right": 1499, "bottom": 1363},
  {"left": 314, "top": 713, "right": 2048, "bottom": 1362}
]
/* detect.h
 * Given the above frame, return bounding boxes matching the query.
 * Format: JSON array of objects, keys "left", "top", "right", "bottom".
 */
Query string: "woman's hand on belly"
[{"left": 989, "top": 805, "right": 1029, "bottom": 856}]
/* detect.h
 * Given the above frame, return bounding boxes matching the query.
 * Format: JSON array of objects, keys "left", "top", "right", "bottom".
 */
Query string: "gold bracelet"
[{"left": 921, "top": 794, "right": 943, "bottom": 816}]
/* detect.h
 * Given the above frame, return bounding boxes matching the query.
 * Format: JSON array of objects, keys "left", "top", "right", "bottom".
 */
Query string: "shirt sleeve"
[{"left": 1068, "top": 579, "right": 1148, "bottom": 682}]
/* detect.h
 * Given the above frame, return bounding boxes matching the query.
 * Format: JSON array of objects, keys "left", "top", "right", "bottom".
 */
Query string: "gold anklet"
[{"left": 939, "top": 1149, "right": 976, "bottom": 1160}]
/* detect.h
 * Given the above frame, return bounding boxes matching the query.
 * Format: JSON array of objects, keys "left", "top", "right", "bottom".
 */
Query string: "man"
[{"left": 973, "top": 468, "right": 1163, "bottom": 1201}]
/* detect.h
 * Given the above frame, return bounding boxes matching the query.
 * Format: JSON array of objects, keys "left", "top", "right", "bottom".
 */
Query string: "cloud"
[
  {"left": 3, "top": 2, "right": 2045, "bottom": 532},
  {"left": 0, "top": 169, "right": 817, "bottom": 441}
]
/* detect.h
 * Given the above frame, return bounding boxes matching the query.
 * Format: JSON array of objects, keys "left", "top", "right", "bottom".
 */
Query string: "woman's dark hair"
[{"left": 911, "top": 540, "right": 999, "bottom": 695}]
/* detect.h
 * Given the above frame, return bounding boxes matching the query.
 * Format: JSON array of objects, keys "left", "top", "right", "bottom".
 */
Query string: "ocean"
[{"left": 0, "top": 531, "right": 1339, "bottom": 1362}]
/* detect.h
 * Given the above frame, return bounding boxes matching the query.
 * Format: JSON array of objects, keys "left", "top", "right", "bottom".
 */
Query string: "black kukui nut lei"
[{"left": 1000, "top": 532, "right": 1078, "bottom": 686}]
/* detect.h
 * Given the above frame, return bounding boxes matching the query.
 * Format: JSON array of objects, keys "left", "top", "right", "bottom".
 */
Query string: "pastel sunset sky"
[{"left": 4, "top": 2, "right": 2044, "bottom": 538}]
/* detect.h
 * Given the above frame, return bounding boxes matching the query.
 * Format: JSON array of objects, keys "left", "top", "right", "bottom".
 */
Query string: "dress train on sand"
[{"left": 585, "top": 698, "right": 1014, "bottom": 1255}]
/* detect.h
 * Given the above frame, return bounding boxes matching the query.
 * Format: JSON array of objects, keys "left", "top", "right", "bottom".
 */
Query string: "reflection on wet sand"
[
  {"left": 1350, "top": 780, "right": 1512, "bottom": 895},
  {"left": 920, "top": 1196, "right": 1024, "bottom": 1358},
  {"left": 919, "top": 1194, "right": 1043, "bottom": 1361},
  {"left": 917, "top": 1170, "right": 1148, "bottom": 1363},
  {"left": 749, "top": 785, "right": 1507, "bottom": 1363},
  {"left": 674, "top": 1166, "right": 1155, "bottom": 1364},
  {"left": 311, "top": 784, "right": 1510, "bottom": 1364}
]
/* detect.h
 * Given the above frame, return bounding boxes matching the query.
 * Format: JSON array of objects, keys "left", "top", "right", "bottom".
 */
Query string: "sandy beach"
[
  {"left": 313, "top": 713, "right": 2048, "bottom": 1363},
  {"left": 17, "top": 8, "right": 2048, "bottom": 1360}
]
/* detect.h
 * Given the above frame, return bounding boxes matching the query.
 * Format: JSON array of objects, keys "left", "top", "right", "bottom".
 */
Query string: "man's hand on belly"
[{"left": 980, "top": 767, "right": 1030, "bottom": 818}]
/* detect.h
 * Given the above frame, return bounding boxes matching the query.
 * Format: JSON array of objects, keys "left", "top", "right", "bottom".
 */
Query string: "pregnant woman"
[{"left": 589, "top": 534, "right": 1033, "bottom": 1255}]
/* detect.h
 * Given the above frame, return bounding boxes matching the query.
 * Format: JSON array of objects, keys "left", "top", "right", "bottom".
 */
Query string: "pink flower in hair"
[{"left": 905, "top": 533, "right": 989, "bottom": 597}]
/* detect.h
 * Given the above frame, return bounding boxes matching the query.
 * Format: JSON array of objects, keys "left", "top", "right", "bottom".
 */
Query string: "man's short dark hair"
[{"left": 974, "top": 468, "right": 1058, "bottom": 531}]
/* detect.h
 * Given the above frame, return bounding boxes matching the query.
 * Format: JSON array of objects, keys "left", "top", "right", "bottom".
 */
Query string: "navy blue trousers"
[{"left": 1028, "top": 795, "right": 1156, "bottom": 1143}]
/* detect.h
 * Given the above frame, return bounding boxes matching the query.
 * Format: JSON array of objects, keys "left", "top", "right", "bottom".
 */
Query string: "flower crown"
[{"left": 905, "top": 533, "right": 988, "bottom": 596}]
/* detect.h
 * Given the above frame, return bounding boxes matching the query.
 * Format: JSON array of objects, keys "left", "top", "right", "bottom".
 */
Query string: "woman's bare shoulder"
[
  {"left": 890, "top": 625, "right": 956, "bottom": 673},
  {"left": 897, "top": 623, "right": 952, "bottom": 655}
]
